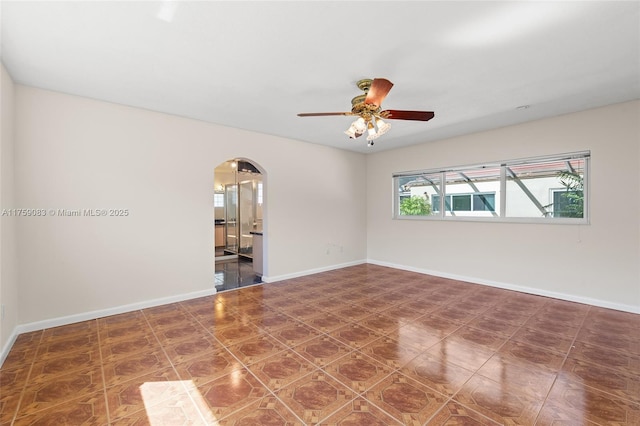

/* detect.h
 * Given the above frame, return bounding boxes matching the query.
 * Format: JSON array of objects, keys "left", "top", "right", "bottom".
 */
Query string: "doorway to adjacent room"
[{"left": 213, "top": 158, "right": 265, "bottom": 291}]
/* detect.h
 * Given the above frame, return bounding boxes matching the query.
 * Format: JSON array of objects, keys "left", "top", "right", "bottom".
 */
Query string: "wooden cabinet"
[{"left": 215, "top": 224, "right": 225, "bottom": 247}]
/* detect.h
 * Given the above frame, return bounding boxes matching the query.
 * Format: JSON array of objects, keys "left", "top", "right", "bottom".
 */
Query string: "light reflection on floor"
[
  {"left": 215, "top": 257, "right": 262, "bottom": 292},
  {"left": 5, "top": 264, "right": 633, "bottom": 424},
  {"left": 140, "top": 380, "right": 215, "bottom": 425}
]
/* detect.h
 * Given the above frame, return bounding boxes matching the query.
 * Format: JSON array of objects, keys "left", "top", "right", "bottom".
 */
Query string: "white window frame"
[{"left": 393, "top": 151, "right": 589, "bottom": 224}]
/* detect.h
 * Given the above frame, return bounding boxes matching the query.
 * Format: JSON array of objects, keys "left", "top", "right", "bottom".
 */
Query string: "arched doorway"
[{"left": 213, "top": 158, "right": 265, "bottom": 291}]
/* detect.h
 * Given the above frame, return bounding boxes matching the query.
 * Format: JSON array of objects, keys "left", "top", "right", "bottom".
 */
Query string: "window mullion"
[
  {"left": 440, "top": 172, "right": 446, "bottom": 217},
  {"left": 500, "top": 165, "right": 506, "bottom": 218}
]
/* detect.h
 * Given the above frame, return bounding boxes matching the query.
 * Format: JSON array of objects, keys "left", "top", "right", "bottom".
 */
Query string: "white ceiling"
[{"left": 2, "top": 1, "right": 639, "bottom": 153}]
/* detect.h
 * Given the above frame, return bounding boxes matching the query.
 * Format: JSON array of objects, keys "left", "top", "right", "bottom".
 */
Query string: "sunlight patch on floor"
[{"left": 140, "top": 380, "right": 216, "bottom": 425}]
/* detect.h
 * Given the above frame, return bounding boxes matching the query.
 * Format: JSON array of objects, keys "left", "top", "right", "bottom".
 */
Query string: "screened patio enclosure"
[{"left": 396, "top": 153, "right": 588, "bottom": 221}]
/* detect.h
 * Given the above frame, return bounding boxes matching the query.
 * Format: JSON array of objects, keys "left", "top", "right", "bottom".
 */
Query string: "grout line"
[
  {"left": 8, "top": 330, "right": 44, "bottom": 425},
  {"left": 532, "top": 304, "right": 592, "bottom": 425},
  {"left": 95, "top": 318, "right": 111, "bottom": 425},
  {"left": 199, "top": 294, "right": 396, "bottom": 424},
  {"left": 4, "top": 266, "right": 638, "bottom": 424},
  {"left": 181, "top": 297, "right": 309, "bottom": 424},
  {"left": 266, "top": 299, "right": 443, "bottom": 425},
  {"left": 141, "top": 306, "right": 213, "bottom": 425}
]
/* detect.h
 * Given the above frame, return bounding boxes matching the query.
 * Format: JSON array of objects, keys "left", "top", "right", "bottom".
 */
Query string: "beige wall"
[
  {"left": 2, "top": 78, "right": 638, "bottom": 363},
  {"left": 367, "top": 100, "right": 640, "bottom": 312},
  {"left": 1, "top": 65, "right": 19, "bottom": 353},
  {"left": 13, "top": 86, "right": 367, "bottom": 326}
]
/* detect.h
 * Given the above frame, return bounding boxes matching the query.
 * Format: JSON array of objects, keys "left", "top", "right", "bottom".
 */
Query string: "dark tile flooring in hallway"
[
  {"left": 215, "top": 257, "right": 262, "bottom": 292},
  {"left": 1, "top": 264, "right": 639, "bottom": 425}
]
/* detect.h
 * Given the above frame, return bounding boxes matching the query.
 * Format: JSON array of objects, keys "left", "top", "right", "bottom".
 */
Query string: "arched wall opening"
[{"left": 213, "top": 158, "right": 266, "bottom": 291}]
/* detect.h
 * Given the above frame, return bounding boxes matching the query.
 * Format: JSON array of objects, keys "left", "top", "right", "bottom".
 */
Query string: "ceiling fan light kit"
[{"left": 298, "top": 78, "right": 434, "bottom": 147}]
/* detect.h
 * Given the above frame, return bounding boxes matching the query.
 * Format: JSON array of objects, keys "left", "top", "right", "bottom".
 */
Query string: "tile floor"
[
  {"left": 1, "top": 264, "right": 639, "bottom": 425},
  {"left": 215, "top": 257, "right": 262, "bottom": 292}
]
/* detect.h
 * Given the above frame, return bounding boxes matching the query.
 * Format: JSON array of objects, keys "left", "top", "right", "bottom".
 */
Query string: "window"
[
  {"left": 551, "top": 189, "right": 583, "bottom": 218},
  {"left": 473, "top": 194, "right": 495, "bottom": 211},
  {"left": 397, "top": 173, "right": 440, "bottom": 217},
  {"left": 393, "top": 151, "right": 589, "bottom": 223},
  {"left": 433, "top": 193, "right": 496, "bottom": 212},
  {"left": 257, "top": 182, "right": 263, "bottom": 205},
  {"left": 214, "top": 193, "right": 224, "bottom": 207}
]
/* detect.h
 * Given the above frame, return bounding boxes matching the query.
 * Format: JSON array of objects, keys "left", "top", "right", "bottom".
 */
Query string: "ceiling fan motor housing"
[{"left": 356, "top": 79, "right": 373, "bottom": 92}]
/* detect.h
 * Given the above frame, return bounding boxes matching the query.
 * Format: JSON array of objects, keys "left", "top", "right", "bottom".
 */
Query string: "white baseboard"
[
  {"left": 2, "top": 259, "right": 370, "bottom": 365},
  {"left": 0, "top": 330, "right": 19, "bottom": 369},
  {"left": 17, "top": 288, "right": 218, "bottom": 334},
  {"left": 1, "top": 287, "right": 217, "bottom": 368},
  {"left": 3, "top": 258, "right": 637, "bottom": 368},
  {"left": 367, "top": 258, "right": 640, "bottom": 314},
  {"left": 262, "top": 259, "right": 367, "bottom": 283}
]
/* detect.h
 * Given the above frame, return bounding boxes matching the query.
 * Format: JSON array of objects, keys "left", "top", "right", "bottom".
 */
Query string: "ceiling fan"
[{"left": 297, "top": 78, "right": 434, "bottom": 146}]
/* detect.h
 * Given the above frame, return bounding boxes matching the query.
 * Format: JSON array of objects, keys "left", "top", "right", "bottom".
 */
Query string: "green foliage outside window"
[
  {"left": 400, "top": 196, "right": 432, "bottom": 216},
  {"left": 554, "top": 171, "right": 584, "bottom": 218}
]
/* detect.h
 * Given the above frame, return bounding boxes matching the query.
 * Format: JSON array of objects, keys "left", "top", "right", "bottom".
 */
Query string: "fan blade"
[
  {"left": 383, "top": 110, "right": 435, "bottom": 121},
  {"left": 365, "top": 78, "right": 394, "bottom": 107},
  {"left": 297, "top": 112, "right": 351, "bottom": 117}
]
